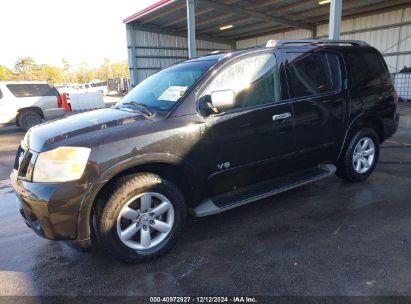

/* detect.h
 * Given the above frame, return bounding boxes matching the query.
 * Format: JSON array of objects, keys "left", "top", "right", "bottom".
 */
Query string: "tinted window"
[
  {"left": 286, "top": 52, "right": 341, "bottom": 98},
  {"left": 348, "top": 52, "right": 389, "bottom": 88},
  {"left": 0, "top": 89, "right": 2, "bottom": 99},
  {"left": 206, "top": 53, "right": 281, "bottom": 109},
  {"left": 6, "top": 84, "right": 58, "bottom": 98}
]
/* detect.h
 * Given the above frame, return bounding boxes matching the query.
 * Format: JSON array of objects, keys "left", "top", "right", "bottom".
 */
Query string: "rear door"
[
  {"left": 199, "top": 52, "right": 295, "bottom": 195},
  {"left": 346, "top": 50, "right": 394, "bottom": 121},
  {"left": 284, "top": 49, "right": 348, "bottom": 167}
]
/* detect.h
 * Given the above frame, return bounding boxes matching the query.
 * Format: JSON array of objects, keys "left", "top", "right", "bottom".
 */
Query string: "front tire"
[
  {"left": 18, "top": 111, "right": 43, "bottom": 131},
  {"left": 336, "top": 128, "right": 379, "bottom": 182},
  {"left": 98, "top": 173, "right": 186, "bottom": 263}
]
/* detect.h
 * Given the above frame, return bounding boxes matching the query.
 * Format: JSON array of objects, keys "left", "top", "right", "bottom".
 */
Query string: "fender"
[
  {"left": 336, "top": 111, "right": 383, "bottom": 161},
  {"left": 76, "top": 152, "right": 198, "bottom": 242}
]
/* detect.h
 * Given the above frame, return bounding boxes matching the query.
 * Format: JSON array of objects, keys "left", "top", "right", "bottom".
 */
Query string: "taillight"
[
  {"left": 57, "top": 94, "right": 63, "bottom": 108},
  {"left": 394, "top": 90, "right": 399, "bottom": 104}
]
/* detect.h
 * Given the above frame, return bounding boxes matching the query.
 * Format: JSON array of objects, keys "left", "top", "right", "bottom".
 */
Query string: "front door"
[{"left": 199, "top": 52, "right": 295, "bottom": 196}]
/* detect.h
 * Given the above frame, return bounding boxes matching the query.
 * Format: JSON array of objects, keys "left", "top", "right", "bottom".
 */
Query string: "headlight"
[{"left": 32, "top": 146, "right": 91, "bottom": 183}]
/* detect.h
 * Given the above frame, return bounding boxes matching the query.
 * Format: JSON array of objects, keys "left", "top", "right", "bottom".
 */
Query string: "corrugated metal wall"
[
  {"left": 127, "top": 28, "right": 231, "bottom": 86},
  {"left": 127, "top": 7, "right": 411, "bottom": 85},
  {"left": 236, "top": 7, "right": 411, "bottom": 73}
]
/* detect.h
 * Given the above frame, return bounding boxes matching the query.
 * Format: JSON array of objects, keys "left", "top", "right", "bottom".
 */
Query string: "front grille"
[
  {"left": 14, "top": 145, "right": 33, "bottom": 179},
  {"left": 13, "top": 145, "right": 24, "bottom": 170}
]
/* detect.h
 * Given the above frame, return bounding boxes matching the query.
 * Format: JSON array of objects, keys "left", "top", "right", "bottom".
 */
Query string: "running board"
[{"left": 191, "top": 164, "right": 336, "bottom": 217}]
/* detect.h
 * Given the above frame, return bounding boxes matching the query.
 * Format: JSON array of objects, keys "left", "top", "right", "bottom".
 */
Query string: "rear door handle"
[{"left": 272, "top": 112, "right": 291, "bottom": 121}]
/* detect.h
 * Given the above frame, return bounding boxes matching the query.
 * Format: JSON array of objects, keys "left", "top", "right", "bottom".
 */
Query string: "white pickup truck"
[{"left": 0, "top": 81, "right": 65, "bottom": 131}]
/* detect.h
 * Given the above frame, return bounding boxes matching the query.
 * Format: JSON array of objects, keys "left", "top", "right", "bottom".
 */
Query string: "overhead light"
[
  {"left": 318, "top": 0, "right": 331, "bottom": 4},
  {"left": 220, "top": 24, "right": 234, "bottom": 31}
]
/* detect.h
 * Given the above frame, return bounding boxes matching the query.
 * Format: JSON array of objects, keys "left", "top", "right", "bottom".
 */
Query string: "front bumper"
[{"left": 10, "top": 169, "right": 90, "bottom": 246}]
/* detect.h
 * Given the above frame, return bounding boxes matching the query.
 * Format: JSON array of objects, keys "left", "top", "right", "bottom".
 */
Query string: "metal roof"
[{"left": 123, "top": 0, "right": 411, "bottom": 42}]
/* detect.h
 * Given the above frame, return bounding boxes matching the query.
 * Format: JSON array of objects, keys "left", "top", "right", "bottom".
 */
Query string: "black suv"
[{"left": 11, "top": 39, "right": 399, "bottom": 263}]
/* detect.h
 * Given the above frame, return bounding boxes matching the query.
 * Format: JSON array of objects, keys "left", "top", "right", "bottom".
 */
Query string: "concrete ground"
[{"left": 0, "top": 103, "right": 410, "bottom": 297}]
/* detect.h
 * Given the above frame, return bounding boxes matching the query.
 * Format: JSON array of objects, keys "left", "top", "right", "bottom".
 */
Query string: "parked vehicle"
[
  {"left": 75, "top": 81, "right": 108, "bottom": 95},
  {"left": 11, "top": 40, "right": 399, "bottom": 263},
  {"left": 55, "top": 83, "right": 78, "bottom": 96},
  {"left": 0, "top": 81, "right": 65, "bottom": 130},
  {"left": 107, "top": 77, "right": 130, "bottom": 95}
]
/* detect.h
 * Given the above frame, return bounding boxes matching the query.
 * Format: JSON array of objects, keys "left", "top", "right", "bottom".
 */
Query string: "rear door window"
[
  {"left": 286, "top": 51, "right": 341, "bottom": 99},
  {"left": 6, "top": 84, "right": 58, "bottom": 98},
  {"left": 348, "top": 51, "right": 390, "bottom": 88}
]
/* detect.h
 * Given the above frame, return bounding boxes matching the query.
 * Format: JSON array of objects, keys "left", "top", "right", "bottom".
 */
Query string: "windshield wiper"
[{"left": 116, "top": 101, "right": 153, "bottom": 116}]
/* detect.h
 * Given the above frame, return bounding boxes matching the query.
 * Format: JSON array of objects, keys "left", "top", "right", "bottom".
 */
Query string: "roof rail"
[{"left": 264, "top": 39, "right": 369, "bottom": 47}]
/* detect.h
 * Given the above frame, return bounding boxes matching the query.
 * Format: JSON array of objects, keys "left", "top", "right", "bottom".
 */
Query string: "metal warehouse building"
[{"left": 123, "top": 0, "right": 411, "bottom": 87}]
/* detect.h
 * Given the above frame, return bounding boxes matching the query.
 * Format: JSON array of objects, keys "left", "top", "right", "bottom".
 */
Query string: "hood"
[{"left": 23, "top": 108, "right": 158, "bottom": 152}]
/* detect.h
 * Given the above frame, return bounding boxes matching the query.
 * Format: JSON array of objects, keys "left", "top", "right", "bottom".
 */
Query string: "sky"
[{"left": 0, "top": 0, "right": 158, "bottom": 69}]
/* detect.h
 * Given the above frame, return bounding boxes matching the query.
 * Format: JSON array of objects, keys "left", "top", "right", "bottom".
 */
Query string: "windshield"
[{"left": 116, "top": 60, "right": 217, "bottom": 111}]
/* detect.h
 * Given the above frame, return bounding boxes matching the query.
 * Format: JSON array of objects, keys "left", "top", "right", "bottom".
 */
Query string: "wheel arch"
[
  {"left": 76, "top": 156, "right": 201, "bottom": 242},
  {"left": 16, "top": 107, "right": 45, "bottom": 126},
  {"left": 337, "top": 113, "right": 383, "bottom": 161}
]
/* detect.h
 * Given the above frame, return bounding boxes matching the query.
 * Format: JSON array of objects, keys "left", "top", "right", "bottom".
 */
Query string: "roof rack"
[{"left": 264, "top": 39, "right": 369, "bottom": 47}]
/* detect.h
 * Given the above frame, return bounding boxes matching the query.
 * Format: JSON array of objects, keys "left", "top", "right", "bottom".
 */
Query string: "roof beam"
[
  {"left": 266, "top": 0, "right": 318, "bottom": 15},
  {"left": 291, "top": 0, "right": 359, "bottom": 19},
  {"left": 196, "top": 0, "right": 315, "bottom": 31},
  {"left": 229, "top": 25, "right": 296, "bottom": 40},
  {"left": 132, "top": 23, "right": 234, "bottom": 45},
  {"left": 246, "top": 0, "right": 284, "bottom": 10},
  {"left": 161, "top": 7, "right": 214, "bottom": 28},
  {"left": 307, "top": 0, "right": 411, "bottom": 22},
  {"left": 197, "top": 17, "right": 253, "bottom": 34},
  {"left": 196, "top": 12, "right": 234, "bottom": 28},
  {"left": 220, "top": 22, "right": 287, "bottom": 39},
  {"left": 141, "top": 2, "right": 186, "bottom": 24},
  {"left": 232, "top": 0, "right": 411, "bottom": 41}
]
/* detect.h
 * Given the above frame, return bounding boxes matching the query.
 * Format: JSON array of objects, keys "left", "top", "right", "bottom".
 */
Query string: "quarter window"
[
  {"left": 286, "top": 52, "right": 341, "bottom": 98},
  {"left": 206, "top": 53, "right": 281, "bottom": 109},
  {"left": 348, "top": 52, "right": 390, "bottom": 88}
]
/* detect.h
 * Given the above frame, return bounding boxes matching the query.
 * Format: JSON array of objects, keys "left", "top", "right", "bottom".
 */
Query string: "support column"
[
  {"left": 186, "top": 0, "right": 197, "bottom": 58},
  {"left": 329, "top": 0, "right": 342, "bottom": 40},
  {"left": 126, "top": 23, "right": 138, "bottom": 87}
]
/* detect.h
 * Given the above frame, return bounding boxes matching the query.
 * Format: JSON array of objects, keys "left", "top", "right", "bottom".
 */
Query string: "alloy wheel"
[
  {"left": 116, "top": 192, "right": 174, "bottom": 250},
  {"left": 352, "top": 137, "right": 375, "bottom": 174}
]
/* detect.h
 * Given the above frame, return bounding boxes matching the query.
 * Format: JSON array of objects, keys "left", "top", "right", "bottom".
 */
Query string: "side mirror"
[{"left": 210, "top": 89, "right": 236, "bottom": 111}]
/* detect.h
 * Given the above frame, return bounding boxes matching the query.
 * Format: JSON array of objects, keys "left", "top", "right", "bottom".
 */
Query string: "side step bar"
[{"left": 191, "top": 164, "right": 336, "bottom": 217}]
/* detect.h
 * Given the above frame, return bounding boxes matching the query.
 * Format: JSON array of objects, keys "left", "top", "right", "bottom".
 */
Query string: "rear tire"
[
  {"left": 336, "top": 128, "right": 379, "bottom": 182},
  {"left": 18, "top": 111, "right": 43, "bottom": 131},
  {"left": 97, "top": 173, "right": 186, "bottom": 263}
]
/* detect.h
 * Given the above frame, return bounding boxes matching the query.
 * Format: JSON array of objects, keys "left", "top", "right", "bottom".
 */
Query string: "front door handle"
[{"left": 272, "top": 112, "right": 291, "bottom": 121}]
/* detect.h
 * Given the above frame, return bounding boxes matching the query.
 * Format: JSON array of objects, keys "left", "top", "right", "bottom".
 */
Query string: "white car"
[
  {"left": 0, "top": 81, "right": 65, "bottom": 131},
  {"left": 76, "top": 81, "right": 108, "bottom": 95}
]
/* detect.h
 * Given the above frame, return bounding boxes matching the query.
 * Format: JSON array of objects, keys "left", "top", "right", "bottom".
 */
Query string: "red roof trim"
[{"left": 123, "top": 0, "right": 174, "bottom": 23}]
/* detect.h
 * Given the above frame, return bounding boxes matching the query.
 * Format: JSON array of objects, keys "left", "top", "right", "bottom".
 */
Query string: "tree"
[
  {"left": 111, "top": 61, "right": 129, "bottom": 78},
  {"left": 0, "top": 65, "right": 14, "bottom": 80},
  {"left": 14, "top": 57, "right": 39, "bottom": 80},
  {"left": 76, "top": 62, "right": 95, "bottom": 83},
  {"left": 96, "top": 58, "right": 112, "bottom": 80},
  {"left": 61, "top": 59, "right": 75, "bottom": 83},
  {"left": 61, "top": 58, "right": 71, "bottom": 72},
  {"left": 38, "top": 64, "right": 63, "bottom": 84}
]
